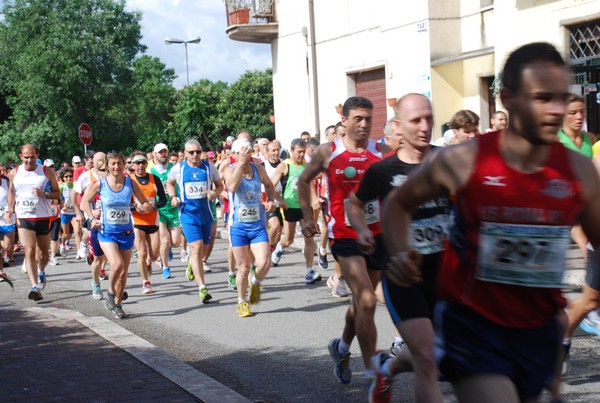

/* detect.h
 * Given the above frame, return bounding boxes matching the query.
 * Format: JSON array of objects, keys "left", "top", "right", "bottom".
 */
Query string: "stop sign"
[{"left": 78, "top": 123, "right": 93, "bottom": 145}]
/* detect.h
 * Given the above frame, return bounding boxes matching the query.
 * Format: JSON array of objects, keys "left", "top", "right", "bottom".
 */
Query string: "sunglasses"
[
  {"left": 125, "top": 160, "right": 132, "bottom": 164},
  {"left": 133, "top": 160, "right": 147, "bottom": 165},
  {"left": 98, "top": 168, "right": 107, "bottom": 172},
  {"left": 187, "top": 150, "right": 202, "bottom": 155},
  {"left": 63, "top": 175, "right": 73, "bottom": 178}
]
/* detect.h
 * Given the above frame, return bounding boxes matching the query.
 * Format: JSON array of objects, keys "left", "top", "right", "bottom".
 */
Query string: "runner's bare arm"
[
  {"left": 223, "top": 146, "right": 251, "bottom": 193},
  {"left": 576, "top": 155, "right": 600, "bottom": 274},
  {"left": 382, "top": 144, "right": 474, "bottom": 286},
  {"left": 44, "top": 167, "right": 61, "bottom": 201},
  {"left": 131, "top": 180, "right": 152, "bottom": 213},
  {"left": 5, "top": 173, "right": 15, "bottom": 220},
  {"left": 256, "top": 163, "right": 282, "bottom": 212},
  {"left": 299, "top": 143, "right": 332, "bottom": 236},
  {"left": 347, "top": 192, "right": 375, "bottom": 255}
]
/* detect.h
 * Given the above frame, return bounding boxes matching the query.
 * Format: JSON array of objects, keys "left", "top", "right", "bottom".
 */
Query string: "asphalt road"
[{"left": 2, "top": 227, "right": 600, "bottom": 402}]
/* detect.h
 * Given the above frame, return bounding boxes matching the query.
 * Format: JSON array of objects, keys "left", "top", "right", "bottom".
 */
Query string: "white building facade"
[{"left": 225, "top": 0, "right": 600, "bottom": 147}]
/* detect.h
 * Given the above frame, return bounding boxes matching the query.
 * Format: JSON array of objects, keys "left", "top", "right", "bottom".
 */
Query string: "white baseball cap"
[
  {"left": 232, "top": 139, "right": 251, "bottom": 153},
  {"left": 43, "top": 159, "right": 55, "bottom": 167},
  {"left": 72, "top": 156, "right": 82, "bottom": 163},
  {"left": 153, "top": 143, "right": 168, "bottom": 153}
]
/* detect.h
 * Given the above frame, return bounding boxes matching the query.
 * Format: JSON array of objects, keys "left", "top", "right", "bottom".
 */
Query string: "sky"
[{"left": 126, "top": 0, "right": 272, "bottom": 88}]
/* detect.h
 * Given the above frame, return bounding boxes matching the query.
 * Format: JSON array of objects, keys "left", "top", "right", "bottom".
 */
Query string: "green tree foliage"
[
  {"left": 170, "top": 79, "right": 229, "bottom": 152},
  {"left": 0, "top": 0, "right": 145, "bottom": 162},
  {"left": 219, "top": 68, "right": 274, "bottom": 141},
  {"left": 131, "top": 56, "right": 177, "bottom": 152}
]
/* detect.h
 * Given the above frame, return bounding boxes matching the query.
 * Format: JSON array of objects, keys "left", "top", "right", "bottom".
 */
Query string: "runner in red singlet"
[
  {"left": 382, "top": 42, "right": 600, "bottom": 403},
  {"left": 298, "top": 96, "right": 391, "bottom": 384}
]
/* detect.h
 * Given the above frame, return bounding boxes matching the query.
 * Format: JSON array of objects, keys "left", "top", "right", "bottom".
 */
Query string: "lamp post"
[{"left": 164, "top": 36, "right": 201, "bottom": 86}]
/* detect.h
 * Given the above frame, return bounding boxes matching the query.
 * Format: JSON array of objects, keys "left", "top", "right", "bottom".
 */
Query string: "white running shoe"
[
  {"left": 77, "top": 242, "right": 87, "bottom": 260},
  {"left": 180, "top": 250, "right": 188, "bottom": 263},
  {"left": 49, "top": 257, "right": 59, "bottom": 266}
]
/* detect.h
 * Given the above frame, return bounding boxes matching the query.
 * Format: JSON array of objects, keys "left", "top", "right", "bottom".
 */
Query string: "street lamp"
[{"left": 164, "top": 36, "right": 201, "bottom": 86}]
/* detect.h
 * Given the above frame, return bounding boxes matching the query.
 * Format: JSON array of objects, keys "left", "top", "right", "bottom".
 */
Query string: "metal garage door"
[{"left": 354, "top": 68, "right": 386, "bottom": 140}]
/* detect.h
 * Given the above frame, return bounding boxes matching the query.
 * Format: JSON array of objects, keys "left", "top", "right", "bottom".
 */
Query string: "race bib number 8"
[
  {"left": 106, "top": 207, "right": 130, "bottom": 225},
  {"left": 238, "top": 203, "right": 260, "bottom": 223},
  {"left": 344, "top": 199, "right": 380, "bottom": 226},
  {"left": 185, "top": 181, "right": 207, "bottom": 199},
  {"left": 476, "top": 222, "right": 570, "bottom": 288},
  {"left": 15, "top": 197, "right": 39, "bottom": 214}
]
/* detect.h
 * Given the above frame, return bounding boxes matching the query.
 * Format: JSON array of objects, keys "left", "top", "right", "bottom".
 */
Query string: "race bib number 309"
[{"left": 476, "top": 222, "right": 570, "bottom": 288}]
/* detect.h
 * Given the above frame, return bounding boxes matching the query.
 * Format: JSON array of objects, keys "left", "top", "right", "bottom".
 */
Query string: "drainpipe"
[{"left": 308, "top": 0, "right": 321, "bottom": 139}]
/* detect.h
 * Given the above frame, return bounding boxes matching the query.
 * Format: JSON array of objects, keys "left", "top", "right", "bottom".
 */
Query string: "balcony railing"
[{"left": 226, "top": 0, "right": 276, "bottom": 26}]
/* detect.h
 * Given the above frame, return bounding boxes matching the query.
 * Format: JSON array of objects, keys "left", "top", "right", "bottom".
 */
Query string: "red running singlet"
[{"left": 439, "top": 132, "right": 584, "bottom": 328}]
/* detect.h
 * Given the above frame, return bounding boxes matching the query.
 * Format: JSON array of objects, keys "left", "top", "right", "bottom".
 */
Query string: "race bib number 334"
[{"left": 476, "top": 222, "right": 570, "bottom": 288}]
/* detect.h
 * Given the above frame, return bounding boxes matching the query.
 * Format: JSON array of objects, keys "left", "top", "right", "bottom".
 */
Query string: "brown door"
[{"left": 354, "top": 68, "right": 386, "bottom": 140}]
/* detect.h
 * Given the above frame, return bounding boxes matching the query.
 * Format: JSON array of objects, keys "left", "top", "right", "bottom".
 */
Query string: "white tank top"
[
  {"left": 13, "top": 164, "right": 53, "bottom": 219},
  {"left": 263, "top": 160, "right": 282, "bottom": 195}
]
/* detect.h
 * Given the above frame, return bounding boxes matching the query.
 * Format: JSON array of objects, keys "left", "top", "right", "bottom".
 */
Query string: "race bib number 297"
[{"left": 476, "top": 222, "right": 570, "bottom": 288}]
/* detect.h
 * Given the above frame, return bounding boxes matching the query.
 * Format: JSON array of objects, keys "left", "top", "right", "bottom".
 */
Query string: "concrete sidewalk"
[{"left": 0, "top": 306, "right": 250, "bottom": 403}]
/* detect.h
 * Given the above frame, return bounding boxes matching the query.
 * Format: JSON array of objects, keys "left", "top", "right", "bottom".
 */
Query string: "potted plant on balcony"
[{"left": 225, "top": 0, "right": 252, "bottom": 25}]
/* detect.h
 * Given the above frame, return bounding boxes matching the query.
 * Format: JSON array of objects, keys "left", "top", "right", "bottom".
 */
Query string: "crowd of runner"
[{"left": 2, "top": 42, "right": 600, "bottom": 403}]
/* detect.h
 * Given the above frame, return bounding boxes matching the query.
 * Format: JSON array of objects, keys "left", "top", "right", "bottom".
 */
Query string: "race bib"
[
  {"left": 344, "top": 198, "right": 380, "bottom": 226},
  {"left": 238, "top": 203, "right": 260, "bottom": 223},
  {"left": 105, "top": 206, "right": 130, "bottom": 225},
  {"left": 15, "top": 196, "right": 39, "bottom": 214},
  {"left": 409, "top": 214, "right": 448, "bottom": 255},
  {"left": 476, "top": 222, "right": 570, "bottom": 288},
  {"left": 51, "top": 205, "right": 59, "bottom": 217},
  {"left": 185, "top": 181, "right": 207, "bottom": 199},
  {"left": 63, "top": 202, "right": 76, "bottom": 214},
  {"left": 289, "top": 176, "right": 300, "bottom": 191}
]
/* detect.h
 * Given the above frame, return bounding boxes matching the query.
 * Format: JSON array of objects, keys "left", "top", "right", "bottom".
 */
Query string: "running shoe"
[
  {"left": 199, "top": 287, "right": 212, "bottom": 303},
  {"left": 155, "top": 257, "right": 163, "bottom": 270},
  {"left": 112, "top": 304, "right": 127, "bottom": 319},
  {"left": 228, "top": 274, "right": 237, "bottom": 291},
  {"left": 186, "top": 261, "right": 195, "bottom": 281},
  {"left": 203, "top": 261, "right": 212, "bottom": 273},
  {"left": 369, "top": 352, "right": 393, "bottom": 403},
  {"left": 3, "top": 253, "right": 10, "bottom": 266},
  {"left": 271, "top": 249, "right": 283, "bottom": 266},
  {"left": 92, "top": 282, "right": 104, "bottom": 300},
  {"left": 38, "top": 272, "right": 47, "bottom": 290},
  {"left": 65, "top": 240, "right": 72, "bottom": 250},
  {"left": 77, "top": 242, "right": 87, "bottom": 260},
  {"left": 49, "top": 257, "right": 59, "bottom": 266},
  {"left": 305, "top": 269, "right": 322, "bottom": 285},
  {"left": 389, "top": 341, "right": 407, "bottom": 357},
  {"left": 14, "top": 243, "right": 21, "bottom": 252},
  {"left": 28, "top": 285, "right": 43, "bottom": 301},
  {"left": 122, "top": 291, "right": 129, "bottom": 301},
  {"left": 328, "top": 338, "right": 351, "bottom": 384},
  {"left": 0, "top": 270, "right": 6, "bottom": 280},
  {"left": 250, "top": 265, "right": 256, "bottom": 275},
  {"left": 104, "top": 292, "right": 117, "bottom": 311},
  {"left": 249, "top": 281, "right": 262, "bottom": 305},
  {"left": 58, "top": 244, "right": 65, "bottom": 257},
  {"left": 132, "top": 249, "right": 138, "bottom": 259},
  {"left": 100, "top": 269, "right": 109, "bottom": 280},
  {"left": 327, "top": 275, "right": 351, "bottom": 297},
  {"left": 141, "top": 281, "right": 152, "bottom": 294},
  {"left": 579, "top": 310, "right": 600, "bottom": 337},
  {"left": 180, "top": 249, "right": 188, "bottom": 263},
  {"left": 21, "top": 261, "right": 27, "bottom": 273},
  {"left": 318, "top": 252, "right": 328, "bottom": 270},
  {"left": 162, "top": 267, "right": 172, "bottom": 279},
  {"left": 237, "top": 301, "right": 253, "bottom": 317},
  {"left": 86, "top": 250, "right": 94, "bottom": 266}
]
